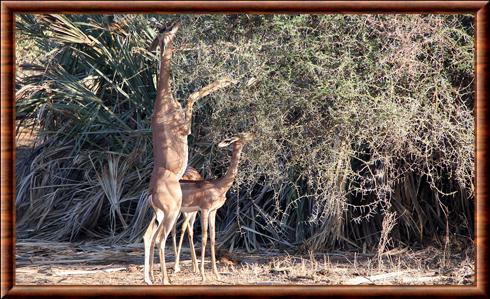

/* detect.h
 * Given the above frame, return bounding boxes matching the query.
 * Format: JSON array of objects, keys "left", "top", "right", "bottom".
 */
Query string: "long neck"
[
  {"left": 154, "top": 37, "right": 174, "bottom": 113},
  {"left": 216, "top": 143, "right": 244, "bottom": 193}
]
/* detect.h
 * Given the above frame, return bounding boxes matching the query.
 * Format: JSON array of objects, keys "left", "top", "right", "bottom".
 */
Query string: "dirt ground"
[{"left": 15, "top": 241, "right": 474, "bottom": 286}]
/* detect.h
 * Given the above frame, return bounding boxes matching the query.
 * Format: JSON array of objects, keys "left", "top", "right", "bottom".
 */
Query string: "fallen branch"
[
  {"left": 344, "top": 271, "right": 409, "bottom": 285},
  {"left": 53, "top": 267, "right": 126, "bottom": 276}
]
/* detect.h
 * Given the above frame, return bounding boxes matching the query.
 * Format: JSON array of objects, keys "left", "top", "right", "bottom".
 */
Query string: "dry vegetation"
[
  {"left": 16, "top": 241, "right": 474, "bottom": 285},
  {"left": 15, "top": 14, "right": 475, "bottom": 285}
]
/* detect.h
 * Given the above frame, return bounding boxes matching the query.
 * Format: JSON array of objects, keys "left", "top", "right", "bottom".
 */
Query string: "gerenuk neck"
[
  {"left": 150, "top": 33, "right": 188, "bottom": 180},
  {"left": 215, "top": 143, "right": 244, "bottom": 194}
]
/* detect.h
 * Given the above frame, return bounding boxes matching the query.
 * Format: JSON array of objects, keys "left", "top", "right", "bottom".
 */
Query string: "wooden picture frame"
[{"left": 1, "top": 1, "right": 488, "bottom": 297}]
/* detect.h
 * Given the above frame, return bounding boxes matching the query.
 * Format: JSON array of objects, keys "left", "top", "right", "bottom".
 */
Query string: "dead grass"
[{"left": 16, "top": 241, "right": 474, "bottom": 285}]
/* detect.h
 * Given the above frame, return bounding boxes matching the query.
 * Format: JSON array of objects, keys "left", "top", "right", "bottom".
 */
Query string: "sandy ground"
[{"left": 15, "top": 241, "right": 474, "bottom": 286}]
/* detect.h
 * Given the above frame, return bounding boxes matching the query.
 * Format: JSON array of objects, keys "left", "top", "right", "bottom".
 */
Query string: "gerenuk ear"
[
  {"left": 162, "top": 21, "right": 180, "bottom": 44},
  {"left": 148, "top": 35, "right": 161, "bottom": 52},
  {"left": 218, "top": 136, "right": 240, "bottom": 148},
  {"left": 165, "top": 21, "right": 180, "bottom": 35}
]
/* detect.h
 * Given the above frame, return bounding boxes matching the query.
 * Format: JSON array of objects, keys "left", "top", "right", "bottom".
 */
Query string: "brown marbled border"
[{"left": 1, "top": 1, "right": 488, "bottom": 298}]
